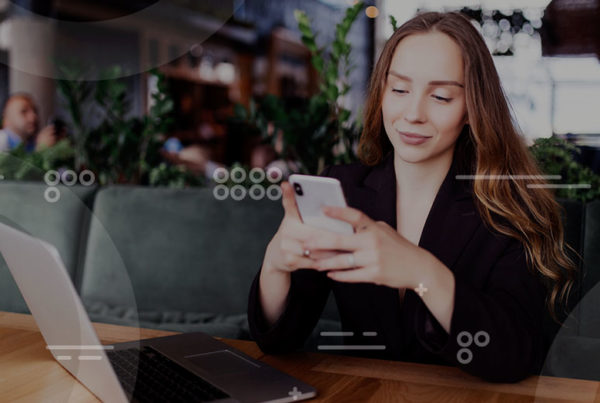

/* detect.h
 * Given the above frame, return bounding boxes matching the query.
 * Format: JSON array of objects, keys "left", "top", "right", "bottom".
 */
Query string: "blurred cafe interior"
[{"left": 0, "top": 0, "right": 599, "bottom": 176}]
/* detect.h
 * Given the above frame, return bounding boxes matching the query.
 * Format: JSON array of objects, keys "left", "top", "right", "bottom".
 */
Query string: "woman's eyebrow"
[{"left": 388, "top": 70, "right": 464, "bottom": 88}]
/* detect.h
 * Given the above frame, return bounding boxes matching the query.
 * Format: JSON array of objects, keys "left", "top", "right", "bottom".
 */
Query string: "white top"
[{"left": 0, "top": 129, "right": 11, "bottom": 152}]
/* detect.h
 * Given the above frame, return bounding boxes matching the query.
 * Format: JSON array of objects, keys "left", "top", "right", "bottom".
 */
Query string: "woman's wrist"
[
  {"left": 405, "top": 248, "right": 439, "bottom": 291},
  {"left": 410, "top": 250, "right": 449, "bottom": 292},
  {"left": 263, "top": 235, "right": 285, "bottom": 275},
  {"left": 412, "top": 250, "right": 456, "bottom": 333}
]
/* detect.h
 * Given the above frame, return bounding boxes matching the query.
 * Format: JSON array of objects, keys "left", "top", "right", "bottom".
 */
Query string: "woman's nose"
[{"left": 404, "top": 94, "right": 427, "bottom": 124}]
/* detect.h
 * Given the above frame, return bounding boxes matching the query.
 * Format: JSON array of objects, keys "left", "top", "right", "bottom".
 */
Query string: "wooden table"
[{"left": 1, "top": 311, "right": 598, "bottom": 402}]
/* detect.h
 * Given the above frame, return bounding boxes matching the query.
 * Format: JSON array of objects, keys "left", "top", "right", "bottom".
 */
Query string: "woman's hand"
[
  {"left": 263, "top": 182, "right": 342, "bottom": 275},
  {"left": 305, "top": 205, "right": 434, "bottom": 290}
]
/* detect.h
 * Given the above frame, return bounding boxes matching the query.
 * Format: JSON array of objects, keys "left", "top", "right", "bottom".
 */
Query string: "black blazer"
[{"left": 247, "top": 152, "right": 547, "bottom": 382}]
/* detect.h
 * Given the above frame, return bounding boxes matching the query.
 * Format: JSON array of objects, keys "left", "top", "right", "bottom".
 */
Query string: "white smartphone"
[{"left": 289, "top": 174, "right": 354, "bottom": 234}]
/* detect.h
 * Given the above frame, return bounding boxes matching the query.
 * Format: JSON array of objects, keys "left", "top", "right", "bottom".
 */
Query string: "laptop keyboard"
[{"left": 106, "top": 346, "right": 231, "bottom": 402}]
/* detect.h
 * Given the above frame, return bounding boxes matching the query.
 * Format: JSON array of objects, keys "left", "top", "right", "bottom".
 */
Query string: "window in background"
[{"left": 549, "top": 57, "right": 600, "bottom": 140}]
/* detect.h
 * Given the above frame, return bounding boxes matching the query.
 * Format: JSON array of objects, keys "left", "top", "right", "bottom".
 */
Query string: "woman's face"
[{"left": 381, "top": 31, "right": 468, "bottom": 165}]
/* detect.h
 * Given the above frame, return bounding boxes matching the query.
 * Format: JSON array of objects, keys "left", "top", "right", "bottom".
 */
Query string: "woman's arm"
[
  {"left": 258, "top": 235, "right": 292, "bottom": 328},
  {"left": 414, "top": 251, "right": 456, "bottom": 333},
  {"left": 247, "top": 167, "right": 335, "bottom": 354},
  {"left": 308, "top": 205, "right": 546, "bottom": 382},
  {"left": 248, "top": 261, "right": 331, "bottom": 354},
  {"left": 414, "top": 240, "right": 546, "bottom": 382}
]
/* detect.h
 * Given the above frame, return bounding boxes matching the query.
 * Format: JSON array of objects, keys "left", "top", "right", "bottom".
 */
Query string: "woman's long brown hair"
[{"left": 358, "top": 11, "right": 577, "bottom": 321}]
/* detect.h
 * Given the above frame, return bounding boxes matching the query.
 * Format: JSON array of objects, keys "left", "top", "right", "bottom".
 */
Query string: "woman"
[{"left": 247, "top": 12, "right": 576, "bottom": 382}]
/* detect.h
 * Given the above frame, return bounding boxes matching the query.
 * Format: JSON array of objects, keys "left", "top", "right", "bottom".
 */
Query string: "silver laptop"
[{"left": 0, "top": 221, "right": 317, "bottom": 402}]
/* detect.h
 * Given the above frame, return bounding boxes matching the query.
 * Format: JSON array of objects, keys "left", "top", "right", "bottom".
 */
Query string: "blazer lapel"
[
  {"left": 359, "top": 152, "right": 397, "bottom": 229},
  {"left": 357, "top": 151, "right": 480, "bottom": 272},
  {"left": 417, "top": 158, "right": 480, "bottom": 271}
]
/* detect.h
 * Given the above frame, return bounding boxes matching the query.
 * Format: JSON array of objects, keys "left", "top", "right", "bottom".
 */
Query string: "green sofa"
[
  {"left": 0, "top": 182, "right": 341, "bottom": 344},
  {"left": 0, "top": 181, "right": 599, "bottom": 379}
]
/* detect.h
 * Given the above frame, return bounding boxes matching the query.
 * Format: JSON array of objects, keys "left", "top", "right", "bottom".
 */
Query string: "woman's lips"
[{"left": 399, "top": 131, "right": 432, "bottom": 145}]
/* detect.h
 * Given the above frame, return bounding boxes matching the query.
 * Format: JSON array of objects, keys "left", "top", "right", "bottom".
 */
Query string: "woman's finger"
[
  {"left": 322, "top": 206, "right": 374, "bottom": 230},
  {"left": 280, "top": 237, "right": 307, "bottom": 257},
  {"left": 327, "top": 265, "right": 376, "bottom": 283},
  {"left": 304, "top": 230, "right": 367, "bottom": 251},
  {"left": 280, "top": 254, "right": 319, "bottom": 271},
  {"left": 309, "top": 250, "right": 340, "bottom": 260},
  {"left": 284, "top": 219, "right": 355, "bottom": 245},
  {"left": 280, "top": 181, "right": 301, "bottom": 220},
  {"left": 315, "top": 249, "right": 370, "bottom": 271}
]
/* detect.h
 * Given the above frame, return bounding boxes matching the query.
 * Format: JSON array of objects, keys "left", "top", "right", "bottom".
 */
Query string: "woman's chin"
[{"left": 393, "top": 148, "right": 432, "bottom": 164}]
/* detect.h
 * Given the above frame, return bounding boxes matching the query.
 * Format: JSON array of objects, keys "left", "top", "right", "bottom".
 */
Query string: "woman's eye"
[
  {"left": 392, "top": 89, "right": 407, "bottom": 94},
  {"left": 432, "top": 95, "right": 452, "bottom": 102}
]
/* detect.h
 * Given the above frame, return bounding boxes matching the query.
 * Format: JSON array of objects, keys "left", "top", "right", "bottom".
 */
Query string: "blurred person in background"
[
  {"left": 0, "top": 93, "right": 61, "bottom": 153},
  {"left": 161, "top": 138, "right": 223, "bottom": 180},
  {"left": 249, "top": 125, "right": 300, "bottom": 179}
]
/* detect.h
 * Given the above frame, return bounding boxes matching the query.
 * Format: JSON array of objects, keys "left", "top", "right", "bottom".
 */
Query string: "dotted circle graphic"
[
  {"left": 456, "top": 330, "right": 490, "bottom": 365},
  {"left": 230, "top": 185, "right": 247, "bottom": 201},
  {"left": 79, "top": 170, "right": 96, "bottom": 186},
  {"left": 457, "top": 348, "right": 473, "bottom": 365},
  {"left": 213, "top": 184, "right": 229, "bottom": 201},
  {"left": 44, "top": 170, "right": 61, "bottom": 186},
  {"left": 213, "top": 168, "right": 229, "bottom": 184},
  {"left": 457, "top": 331, "right": 473, "bottom": 348},
  {"left": 61, "top": 170, "right": 78, "bottom": 186},
  {"left": 249, "top": 167, "right": 266, "bottom": 183},
  {"left": 209, "top": 168, "right": 286, "bottom": 201},
  {"left": 266, "top": 167, "right": 283, "bottom": 183},
  {"left": 44, "top": 187, "right": 61, "bottom": 203},
  {"left": 249, "top": 184, "right": 266, "bottom": 200},
  {"left": 474, "top": 331, "right": 490, "bottom": 347},
  {"left": 230, "top": 167, "right": 247, "bottom": 184},
  {"left": 266, "top": 184, "right": 282, "bottom": 200}
]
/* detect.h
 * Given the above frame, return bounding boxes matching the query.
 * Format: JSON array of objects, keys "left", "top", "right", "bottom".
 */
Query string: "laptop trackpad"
[{"left": 186, "top": 350, "right": 260, "bottom": 376}]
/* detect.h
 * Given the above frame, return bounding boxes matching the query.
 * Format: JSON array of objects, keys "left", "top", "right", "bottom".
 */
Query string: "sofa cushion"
[
  {"left": 84, "top": 300, "right": 251, "bottom": 340},
  {"left": 0, "top": 182, "right": 96, "bottom": 313},
  {"left": 80, "top": 185, "right": 284, "bottom": 317}
]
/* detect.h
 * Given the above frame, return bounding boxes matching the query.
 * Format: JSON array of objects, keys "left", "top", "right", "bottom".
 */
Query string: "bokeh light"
[{"left": 365, "top": 6, "right": 379, "bottom": 18}]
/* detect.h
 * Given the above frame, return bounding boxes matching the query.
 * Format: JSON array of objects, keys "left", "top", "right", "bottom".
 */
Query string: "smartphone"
[{"left": 289, "top": 174, "right": 354, "bottom": 234}]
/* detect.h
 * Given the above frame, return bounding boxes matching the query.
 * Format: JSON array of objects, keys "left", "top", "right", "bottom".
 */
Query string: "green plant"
[
  {"left": 529, "top": 137, "right": 600, "bottom": 202},
  {"left": 57, "top": 66, "right": 201, "bottom": 187},
  {"left": 232, "top": 2, "right": 365, "bottom": 175},
  {"left": 0, "top": 139, "right": 74, "bottom": 181},
  {"left": 390, "top": 15, "right": 399, "bottom": 32}
]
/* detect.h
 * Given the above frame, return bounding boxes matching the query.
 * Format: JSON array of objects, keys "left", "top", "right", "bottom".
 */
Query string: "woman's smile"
[{"left": 398, "top": 131, "right": 432, "bottom": 145}]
